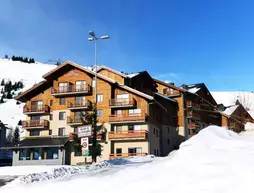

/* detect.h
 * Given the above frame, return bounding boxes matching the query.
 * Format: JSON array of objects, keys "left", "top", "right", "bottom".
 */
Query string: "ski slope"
[
  {"left": 0, "top": 58, "right": 56, "bottom": 137},
  {"left": 1, "top": 126, "right": 254, "bottom": 193}
]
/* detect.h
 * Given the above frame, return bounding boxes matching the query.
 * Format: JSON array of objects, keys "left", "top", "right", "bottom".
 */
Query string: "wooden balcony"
[
  {"left": 23, "top": 104, "right": 50, "bottom": 115},
  {"left": 186, "top": 110, "right": 200, "bottom": 120},
  {"left": 109, "top": 153, "right": 148, "bottom": 159},
  {"left": 69, "top": 132, "right": 105, "bottom": 141},
  {"left": 22, "top": 120, "right": 49, "bottom": 129},
  {"left": 51, "top": 84, "right": 92, "bottom": 96},
  {"left": 68, "top": 100, "right": 92, "bottom": 110},
  {"left": 109, "top": 130, "right": 148, "bottom": 140},
  {"left": 165, "top": 89, "right": 180, "bottom": 96},
  {"left": 67, "top": 116, "right": 83, "bottom": 126},
  {"left": 109, "top": 98, "right": 136, "bottom": 108},
  {"left": 186, "top": 101, "right": 200, "bottom": 109},
  {"left": 109, "top": 113, "right": 148, "bottom": 124}
]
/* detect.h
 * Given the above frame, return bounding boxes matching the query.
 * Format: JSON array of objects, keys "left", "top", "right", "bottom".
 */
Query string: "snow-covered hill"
[{"left": 0, "top": 58, "right": 56, "bottom": 138}]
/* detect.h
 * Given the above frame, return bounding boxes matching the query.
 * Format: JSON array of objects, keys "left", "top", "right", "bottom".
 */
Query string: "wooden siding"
[{"left": 98, "top": 69, "right": 125, "bottom": 84}]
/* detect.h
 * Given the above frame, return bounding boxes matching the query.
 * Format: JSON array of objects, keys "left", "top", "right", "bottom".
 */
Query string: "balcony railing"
[
  {"left": 186, "top": 111, "right": 200, "bottom": 119},
  {"left": 51, "top": 84, "right": 91, "bottom": 96},
  {"left": 186, "top": 101, "right": 200, "bottom": 109},
  {"left": 109, "top": 98, "right": 136, "bottom": 108},
  {"left": 67, "top": 116, "right": 83, "bottom": 125},
  {"left": 23, "top": 104, "right": 50, "bottom": 114},
  {"left": 109, "top": 113, "right": 148, "bottom": 123},
  {"left": 109, "top": 153, "right": 148, "bottom": 159},
  {"left": 164, "top": 89, "right": 180, "bottom": 96},
  {"left": 22, "top": 120, "right": 49, "bottom": 129},
  {"left": 108, "top": 130, "right": 148, "bottom": 140},
  {"left": 69, "top": 132, "right": 105, "bottom": 141},
  {"left": 68, "top": 100, "right": 92, "bottom": 110}
]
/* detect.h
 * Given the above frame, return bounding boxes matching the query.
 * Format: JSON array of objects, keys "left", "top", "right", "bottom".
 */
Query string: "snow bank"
[{"left": 2, "top": 126, "right": 254, "bottom": 193}]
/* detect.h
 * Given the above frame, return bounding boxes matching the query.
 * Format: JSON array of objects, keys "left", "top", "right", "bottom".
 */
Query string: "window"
[
  {"left": 30, "top": 130, "right": 40, "bottom": 136},
  {"left": 31, "top": 100, "right": 43, "bottom": 111},
  {"left": 76, "top": 80, "right": 86, "bottom": 91},
  {"left": 115, "top": 126, "right": 122, "bottom": 132},
  {"left": 19, "top": 149, "right": 31, "bottom": 160},
  {"left": 50, "top": 100, "right": 53, "bottom": 106},
  {"left": 32, "top": 148, "right": 43, "bottom": 160},
  {"left": 74, "top": 127, "right": 79, "bottom": 133},
  {"left": 49, "top": 114, "right": 53, "bottom": 121},
  {"left": 163, "top": 88, "right": 168, "bottom": 94},
  {"left": 75, "top": 96, "right": 85, "bottom": 105},
  {"left": 59, "top": 98, "right": 66, "bottom": 105},
  {"left": 128, "top": 147, "right": 142, "bottom": 155},
  {"left": 116, "top": 110, "right": 122, "bottom": 117},
  {"left": 128, "top": 125, "right": 134, "bottom": 131},
  {"left": 129, "top": 109, "right": 141, "bottom": 116},
  {"left": 59, "top": 82, "right": 68, "bottom": 92},
  {"left": 49, "top": 130, "right": 52, "bottom": 135},
  {"left": 92, "top": 79, "right": 96, "bottom": 88},
  {"left": 116, "top": 94, "right": 129, "bottom": 104},
  {"left": 59, "top": 112, "right": 66, "bottom": 120},
  {"left": 46, "top": 147, "right": 58, "bottom": 159},
  {"left": 97, "top": 110, "right": 103, "bottom": 117},
  {"left": 58, "top": 128, "right": 65, "bottom": 136},
  {"left": 168, "top": 138, "right": 170, "bottom": 145},
  {"left": 96, "top": 94, "right": 103, "bottom": 102},
  {"left": 116, "top": 148, "right": 122, "bottom": 155},
  {"left": 170, "top": 89, "right": 174, "bottom": 95},
  {"left": 156, "top": 129, "right": 158, "bottom": 137}
]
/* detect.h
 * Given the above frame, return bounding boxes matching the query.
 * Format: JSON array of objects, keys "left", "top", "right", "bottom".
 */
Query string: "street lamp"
[
  {"left": 88, "top": 31, "right": 110, "bottom": 103},
  {"left": 88, "top": 31, "right": 109, "bottom": 163}
]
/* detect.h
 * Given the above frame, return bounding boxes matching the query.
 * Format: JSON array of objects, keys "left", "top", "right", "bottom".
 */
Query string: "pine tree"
[
  {"left": 24, "top": 57, "right": 28, "bottom": 63},
  {"left": 4, "top": 54, "right": 8, "bottom": 59},
  {"left": 31, "top": 58, "right": 35, "bottom": 63},
  {"left": 16, "top": 100, "right": 21, "bottom": 105},
  {"left": 0, "top": 95, "right": 4, "bottom": 103},
  {"left": 11, "top": 55, "right": 16, "bottom": 61},
  {"left": 1, "top": 79, "right": 4, "bottom": 86},
  {"left": 13, "top": 126, "right": 20, "bottom": 146},
  {"left": 0, "top": 88, "right": 3, "bottom": 94},
  {"left": 56, "top": 61, "right": 61, "bottom": 66},
  {"left": 18, "top": 120, "right": 22, "bottom": 126},
  {"left": 6, "top": 90, "right": 12, "bottom": 99},
  {"left": 18, "top": 81, "right": 24, "bottom": 89},
  {"left": 6, "top": 127, "right": 13, "bottom": 145},
  {"left": 2, "top": 93, "right": 6, "bottom": 98}
]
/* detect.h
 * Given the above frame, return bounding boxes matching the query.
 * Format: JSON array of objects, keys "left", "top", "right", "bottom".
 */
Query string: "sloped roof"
[
  {"left": 153, "top": 78, "right": 185, "bottom": 92},
  {"left": 154, "top": 93, "right": 177, "bottom": 103},
  {"left": 118, "top": 84, "right": 153, "bottom": 100},
  {"left": 96, "top": 65, "right": 128, "bottom": 78},
  {"left": 223, "top": 105, "right": 239, "bottom": 116}
]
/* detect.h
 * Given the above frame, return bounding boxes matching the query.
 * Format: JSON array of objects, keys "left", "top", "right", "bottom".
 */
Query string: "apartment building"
[
  {"left": 154, "top": 80, "right": 223, "bottom": 140},
  {"left": 219, "top": 102, "right": 253, "bottom": 133},
  {"left": 12, "top": 61, "right": 178, "bottom": 166}
]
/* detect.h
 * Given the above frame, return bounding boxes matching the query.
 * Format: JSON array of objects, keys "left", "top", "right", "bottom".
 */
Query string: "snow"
[
  {"left": 127, "top": 72, "right": 139, "bottom": 78},
  {"left": 188, "top": 87, "right": 200, "bottom": 93},
  {"left": 223, "top": 105, "right": 238, "bottom": 116},
  {"left": 0, "top": 58, "right": 56, "bottom": 134},
  {"left": 2, "top": 126, "right": 254, "bottom": 193}
]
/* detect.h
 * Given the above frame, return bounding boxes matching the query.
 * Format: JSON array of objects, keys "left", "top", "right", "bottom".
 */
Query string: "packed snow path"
[{"left": 1, "top": 126, "right": 254, "bottom": 193}]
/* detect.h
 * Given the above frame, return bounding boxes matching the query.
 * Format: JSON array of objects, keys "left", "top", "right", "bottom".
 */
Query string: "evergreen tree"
[
  {"left": 11, "top": 55, "right": 16, "bottom": 61},
  {"left": 4, "top": 54, "right": 8, "bottom": 59},
  {"left": 31, "top": 58, "right": 35, "bottom": 63},
  {"left": 1, "top": 88, "right": 3, "bottom": 94},
  {"left": 6, "top": 127, "right": 13, "bottom": 145},
  {"left": 0, "top": 95, "right": 4, "bottom": 103},
  {"left": 6, "top": 90, "right": 12, "bottom": 99},
  {"left": 2, "top": 93, "right": 6, "bottom": 98},
  {"left": 1, "top": 79, "right": 4, "bottom": 86},
  {"left": 56, "top": 61, "right": 61, "bottom": 66},
  {"left": 24, "top": 57, "right": 28, "bottom": 63},
  {"left": 16, "top": 100, "right": 21, "bottom": 105},
  {"left": 13, "top": 126, "right": 20, "bottom": 146},
  {"left": 18, "top": 120, "right": 22, "bottom": 126},
  {"left": 18, "top": 81, "right": 24, "bottom": 89}
]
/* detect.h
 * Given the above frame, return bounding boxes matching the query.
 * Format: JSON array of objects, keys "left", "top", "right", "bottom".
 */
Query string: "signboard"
[
  {"left": 81, "top": 137, "right": 89, "bottom": 157},
  {"left": 78, "top": 125, "right": 92, "bottom": 138}
]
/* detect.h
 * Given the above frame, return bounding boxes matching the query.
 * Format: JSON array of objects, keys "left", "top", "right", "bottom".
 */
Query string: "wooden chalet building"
[
  {"left": 13, "top": 61, "right": 179, "bottom": 166},
  {"left": 154, "top": 80, "right": 222, "bottom": 140}
]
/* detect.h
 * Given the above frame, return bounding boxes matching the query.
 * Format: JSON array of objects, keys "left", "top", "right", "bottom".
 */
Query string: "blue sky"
[{"left": 0, "top": 0, "right": 254, "bottom": 91}]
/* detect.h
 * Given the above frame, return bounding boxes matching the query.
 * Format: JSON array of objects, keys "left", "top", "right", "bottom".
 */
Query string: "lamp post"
[
  {"left": 88, "top": 31, "right": 109, "bottom": 162},
  {"left": 88, "top": 31, "right": 110, "bottom": 103}
]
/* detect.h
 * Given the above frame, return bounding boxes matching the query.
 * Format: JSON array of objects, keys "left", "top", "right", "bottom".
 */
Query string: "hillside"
[{"left": 0, "top": 58, "right": 56, "bottom": 138}]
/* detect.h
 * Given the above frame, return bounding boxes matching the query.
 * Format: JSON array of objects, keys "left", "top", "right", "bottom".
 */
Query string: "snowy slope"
[
  {"left": 2, "top": 126, "right": 254, "bottom": 193},
  {"left": 0, "top": 58, "right": 56, "bottom": 138}
]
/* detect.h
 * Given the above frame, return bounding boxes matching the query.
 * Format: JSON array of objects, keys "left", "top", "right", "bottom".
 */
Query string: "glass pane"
[{"left": 46, "top": 147, "right": 58, "bottom": 159}]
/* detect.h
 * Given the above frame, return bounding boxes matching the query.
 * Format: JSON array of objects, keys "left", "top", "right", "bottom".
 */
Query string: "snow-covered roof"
[
  {"left": 127, "top": 73, "right": 139, "bottom": 78},
  {"left": 119, "top": 84, "right": 153, "bottom": 100},
  {"left": 188, "top": 87, "right": 200, "bottom": 94},
  {"left": 245, "top": 122, "right": 254, "bottom": 131},
  {"left": 223, "top": 105, "right": 239, "bottom": 116},
  {"left": 154, "top": 93, "right": 177, "bottom": 103}
]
